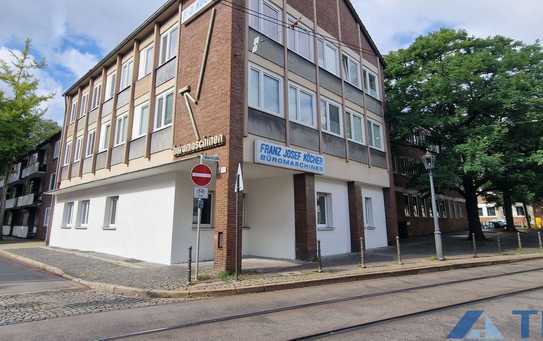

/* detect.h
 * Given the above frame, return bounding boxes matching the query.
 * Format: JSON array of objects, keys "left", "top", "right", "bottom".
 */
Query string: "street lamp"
[{"left": 422, "top": 151, "right": 445, "bottom": 261}]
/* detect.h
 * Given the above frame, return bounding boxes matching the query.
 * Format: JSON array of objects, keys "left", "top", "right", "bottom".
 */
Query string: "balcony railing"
[
  {"left": 22, "top": 162, "right": 42, "bottom": 178},
  {"left": 17, "top": 193, "right": 36, "bottom": 207},
  {"left": 5, "top": 197, "right": 17, "bottom": 209}
]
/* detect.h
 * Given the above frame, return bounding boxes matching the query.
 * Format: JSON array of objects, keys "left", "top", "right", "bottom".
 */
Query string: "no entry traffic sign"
[{"left": 191, "top": 164, "right": 212, "bottom": 187}]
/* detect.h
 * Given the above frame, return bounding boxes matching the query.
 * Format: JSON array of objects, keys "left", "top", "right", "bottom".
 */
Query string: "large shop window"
[
  {"left": 346, "top": 110, "right": 365, "bottom": 144},
  {"left": 318, "top": 39, "right": 339, "bottom": 76},
  {"left": 364, "top": 197, "right": 374, "bottom": 227},
  {"left": 159, "top": 25, "right": 178, "bottom": 65},
  {"left": 62, "top": 202, "right": 74, "bottom": 228},
  {"left": 249, "top": 65, "right": 283, "bottom": 117},
  {"left": 342, "top": 54, "right": 361, "bottom": 88},
  {"left": 287, "top": 15, "right": 313, "bottom": 61},
  {"left": 368, "top": 120, "right": 383, "bottom": 150},
  {"left": 119, "top": 59, "right": 134, "bottom": 90},
  {"left": 316, "top": 192, "right": 332, "bottom": 228},
  {"left": 132, "top": 102, "right": 149, "bottom": 139},
  {"left": 288, "top": 83, "right": 316, "bottom": 127},
  {"left": 138, "top": 44, "right": 154, "bottom": 79},
  {"left": 363, "top": 68, "right": 379, "bottom": 99},
  {"left": 91, "top": 83, "right": 102, "bottom": 110},
  {"left": 85, "top": 130, "right": 95, "bottom": 157},
  {"left": 105, "top": 72, "right": 116, "bottom": 100},
  {"left": 154, "top": 89, "right": 174, "bottom": 131},
  {"left": 76, "top": 200, "right": 90, "bottom": 227},
  {"left": 99, "top": 121, "right": 111, "bottom": 152},
  {"left": 320, "top": 98, "right": 342, "bottom": 136},
  {"left": 114, "top": 113, "right": 128, "bottom": 146},
  {"left": 104, "top": 196, "right": 119, "bottom": 229},
  {"left": 249, "top": 0, "right": 282, "bottom": 43},
  {"left": 193, "top": 192, "right": 214, "bottom": 228}
]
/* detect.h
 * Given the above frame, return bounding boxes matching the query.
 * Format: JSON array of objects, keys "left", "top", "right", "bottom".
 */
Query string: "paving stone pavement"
[{"left": 0, "top": 288, "right": 186, "bottom": 326}]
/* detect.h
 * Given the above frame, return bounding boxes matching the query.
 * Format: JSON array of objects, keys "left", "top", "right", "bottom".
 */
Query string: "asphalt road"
[
  {"left": 0, "top": 256, "right": 80, "bottom": 296},
  {"left": 3, "top": 259, "right": 543, "bottom": 340}
]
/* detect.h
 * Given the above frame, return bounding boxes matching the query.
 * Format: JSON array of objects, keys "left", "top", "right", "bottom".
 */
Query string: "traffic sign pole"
[
  {"left": 195, "top": 198, "right": 202, "bottom": 281},
  {"left": 191, "top": 163, "right": 213, "bottom": 281}
]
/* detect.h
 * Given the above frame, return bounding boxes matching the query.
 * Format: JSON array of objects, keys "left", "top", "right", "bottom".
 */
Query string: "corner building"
[{"left": 50, "top": 0, "right": 397, "bottom": 272}]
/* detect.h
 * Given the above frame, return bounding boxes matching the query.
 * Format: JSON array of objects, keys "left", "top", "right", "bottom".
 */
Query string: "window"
[
  {"left": 478, "top": 207, "right": 484, "bottom": 216},
  {"left": 402, "top": 194, "right": 411, "bottom": 217},
  {"left": 159, "top": 25, "right": 178, "bottom": 65},
  {"left": 63, "top": 141, "right": 72, "bottom": 166},
  {"left": 368, "top": 120, "right": 383, "bottom": 150},
  {"left": 287, "top": 15, "right": 313, "bottom": 61},
  {"left": 154, "top": 89, "right": 174, "bottom": 130},
  {"left": 316, "top": 192, "right": 332, "bottom": 228},
  {"left": 44, "top": 207, "right": 50, "bottom": 227},
  {"left": 132, "top": 102, "right": 149, "bottom": 139},
  {"left": 119, "top": 59, "right": 133, "bottom": 90},
  {"left": 105, "top": 72, "right": 116, "bottom": 100},
  {"left": 85, "top": 130, "right": 95, "bottom": 157},
  {"left": 70, "top": 99, "right": 78, "bottom": 122},
  {"left": 487, "top": 206, "right": 496, "bottom": 216},
  {"left": 364, "top": 197, "right": 375, "bottom": 227},
  {"left": 99, "top": 121, "right": 111, "bottom": 152},
  {"left": 320, "top": 98, "right": 342, "bottom": 136},
  {"left": 342, "top": 54, "right": 361, "bottom": 87},
  {"left": 427, "top": 198, "right": 434, "bottom": 217},
  {"left": 63, "top": 202, "right": 74, "bottom": 227},
  {"left": 53, "top": 140, "right": 60, "bottom": 159},
  {"left": 288, "top": 83, "right": 315, "bottom": 127},
  {"left": 192, "top": 193, "right": 214, "bottom": 228},
  {"left": 48, "top": 173, "right": 56, "bottom": 191},
  {"left": 76, "top": 200, "right": 90, "bottom": 227},
  {"left": 248, "top": 65, "right": 283, "bottom": 116},
  {"left": 91, "top": 83, "right": 102, "bottom": 109},
  {"left": 363, "top": 68, "right": 379, "bottom": 98},
  {"left": 516, "top": 206, "right": 525, "bottom": 216},
  {"left": 439, "top": 200, "right": 447, "bottom": 218},
  {"left": 249, "top": 0, "right": 282, "bottom": 43},
  {"left": 138, "top": 44, "right": 154, "bottom": 79},
  {"left": 104, "top": 196, "right": 119, "bottom": 228},
  {"left": 318, "top": 39, "right": 339, "bottom": 75},
  {"left": 73, "top": 136, "right": 82, "bottom": 162},
  {"left": 346, "top": 110, "right": 364, "bottom": 144},
  {"left": 114, "top": 113, "right": 128, "bottom": 146},
  {"left": 420, "top": 197, "right": 427, "bottom": 217},
  {"left": 80, "top": 94, "right": 88, "bottom": 117}
]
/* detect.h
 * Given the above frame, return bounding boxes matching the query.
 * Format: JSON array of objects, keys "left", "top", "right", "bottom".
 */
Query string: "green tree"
[{"left": 385, "top": 29, "right": 543, "bottom": 240}]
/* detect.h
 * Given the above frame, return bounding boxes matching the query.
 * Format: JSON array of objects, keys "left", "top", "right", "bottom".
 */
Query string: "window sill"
[
  {"left": 322, "top": 130, "right": 344, "bottom": 139},
  {"left": 290, "top": 119, "right": 317, "bottom": 130},
  {"left": 366, "top": 92, "right": 381, "bottom": 102},
  {"left": 365, "top": 226, "right": 376, "bottom": 231},
  {"left": 113, "top": 142, "right": 126, "bottom": 148},
  {"left": 345, "top": 79, "right": 362, "bottom": 90},
  {"left": 131, "top": 134, "right": 146, "bottom": 142},
  {"left": 348, "top": 138, "right": 366, "bottom": 146},
  {"left": 153, "top": 124, "right": 173, "bottom": 134},
  {"left": 288, "top": 48, "right": 314, "bottom": 64},
  {"left": 317, "top": 226, "right": 335, "bottom": 231},
  {"left": 157, "top": 56, "right": 177, "bottom": 69},
  {"left": 75, "top": 226, "right": 88, "bottom": 230},
  {"left": 369, "top": 146, "right": 385, "bottom": 153},
  {"left": 192, "top": 226, "right": 214, "bottom": 230},
  {"left": 137, "top": 73, "right": 151, "bottom": 82},
  {"left": 61, "top": 226, "right": 72, "bottom": 229},
  {"left": 249, "top": 105, "right": 284, "bottom": 119},
  {"left": 103, "top": 226, "right": 117, "bottom": 231}
]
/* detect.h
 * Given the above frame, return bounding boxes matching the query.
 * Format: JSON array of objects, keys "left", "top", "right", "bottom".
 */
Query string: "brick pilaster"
[
  {"left": 348, "top": 181, "right": 364, "bottom": 252},
  {"left": 294, "top": 173, "right": 317, "bottom": 260}
]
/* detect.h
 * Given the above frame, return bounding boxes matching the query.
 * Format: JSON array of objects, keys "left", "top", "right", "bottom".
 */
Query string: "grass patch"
[{"left": 217, "top": 271, "right": 236, "bottom": 281}]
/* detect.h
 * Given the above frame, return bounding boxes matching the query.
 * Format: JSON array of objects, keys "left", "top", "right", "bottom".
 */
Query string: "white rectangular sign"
[
  {"left": 193, "top": 187, "right": 209, "bottom": 199},
  {"left": 255, "top": 140, "right": 325, "bottom": 174},
  {"left": 181, "top": 0, "right": 217, "bottom": 24}
]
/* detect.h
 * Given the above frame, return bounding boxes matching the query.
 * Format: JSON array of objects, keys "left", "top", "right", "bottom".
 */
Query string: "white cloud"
[{"left": 55, "top": 49, "right": 98, "bottom": 78}]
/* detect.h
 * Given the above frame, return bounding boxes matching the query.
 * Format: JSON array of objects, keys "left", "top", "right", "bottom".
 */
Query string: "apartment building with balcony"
[
  {"left": 1, "top": 132, "right": 61, "bottom": 239},
  {"left": 49, "top": 0, "right": 396, "bottom": 272}
]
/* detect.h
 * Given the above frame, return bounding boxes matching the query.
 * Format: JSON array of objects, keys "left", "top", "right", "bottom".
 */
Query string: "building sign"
[
  {"left": 181, "top": 0, "right": 218, "bottom": 24},
  {"left": 174, "top": 135, "right": 225, "bottom": 157},
  {"left": 255, "top": 140, "right": 325, "bottom": 174}
]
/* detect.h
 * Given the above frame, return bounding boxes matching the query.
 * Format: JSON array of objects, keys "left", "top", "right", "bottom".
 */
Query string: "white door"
[{"left": 362, "top": 187, "right": 388, "bottom": 249}]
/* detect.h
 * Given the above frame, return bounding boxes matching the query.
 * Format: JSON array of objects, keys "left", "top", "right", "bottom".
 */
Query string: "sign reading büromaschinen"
[
  {"left": 174, "top": 135, "right": 225, "bottom": 157},
  {"left": 255, "top": 140, "right": 325, "bottom": 174}
]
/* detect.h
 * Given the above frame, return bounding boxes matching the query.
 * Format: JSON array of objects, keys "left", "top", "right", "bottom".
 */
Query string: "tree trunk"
[
  {"left": 463, "top": 175, "right": 485, "bottom": 240},
  {"left": 523, "top": 202, "right": 532, "bottom": 229},
  {"left": 503, "top": 190, "right": 516, "bottom": 231}
]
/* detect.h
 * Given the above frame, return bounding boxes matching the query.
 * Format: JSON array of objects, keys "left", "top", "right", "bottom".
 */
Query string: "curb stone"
[{"left": 2, "top": 249, "right": 543, "bottom": 299}]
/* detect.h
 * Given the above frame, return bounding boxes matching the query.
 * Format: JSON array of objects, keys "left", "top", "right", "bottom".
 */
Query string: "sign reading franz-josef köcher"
[{"left": 255, "top": 140, "right": 325, "bottom": 174}]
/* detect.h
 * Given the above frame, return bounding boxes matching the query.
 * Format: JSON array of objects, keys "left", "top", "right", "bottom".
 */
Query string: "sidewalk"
[{"left": 1, "top": 231, "right": 543, "bottom": 298}]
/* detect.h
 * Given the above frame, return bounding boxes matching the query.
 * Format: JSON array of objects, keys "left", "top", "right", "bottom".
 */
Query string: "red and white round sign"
[{"left": 191, "top": 164, "right": 212, "bottom": 187}]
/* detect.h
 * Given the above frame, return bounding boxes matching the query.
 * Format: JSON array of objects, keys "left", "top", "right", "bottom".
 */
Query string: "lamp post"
[{"left": 422, "top": 151, "right": 444, "bottom": 261}]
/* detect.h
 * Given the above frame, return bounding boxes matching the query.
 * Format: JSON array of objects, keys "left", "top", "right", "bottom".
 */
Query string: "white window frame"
[
  {"left": 44, "top": 206, "right": 50, "bottom": 227},
  {"left": 368, "top": 119, "right": 384, "bottom": 151},
  {"left": 320, "top": 97, "right": 343, "bottom": 137},
  {"left": 91, "top": 83, "right": 102, "bottom": 110},
  {"left": 119, "top": 59, "right": 134, "bottom": 90},
  {"left": 288, "top": 82, "right": 316, "bottom": 128},
  {"left": 363, "top": 68, "right": 380, "bottom": 99},
  {"left": 76, "top": 200, "right": 90, "bottom": 228},
  {"left": 287, "top": 15, "right": 313, "bottom": 61},
  {"left": 159, "top": 25, "right": 179, "bottom": 65},
  {"left": 104, "top": 196, "right": 119, "bottom": 229},
  {"left": 105, "top": 72, "right": 116, "bottom": 100},
  {"left": 316, "top": 192, "right": 333, "bottom": 229},
  {"left": 80, "top": 93, "right": 88, "bottom": 117},
  {"left": 248, "top": 64, "right": 284, "bottom": 117},
  {"left": 99, "top": 121, "right": 111, "bottom": 152},
  {"left": 114, "top": 113, "right": 128, "bottom": 146},
  {"left": 53, "top": 140, "right": 60, "bottom": 159},
  {"left": 85, "top": 130, "right": 95, "bottom": 158},
  {"left": 132, "top": 101, "right": 150, "bottom": 139},
  {"left": 342, "top": 53, "right": 361, "bottom": 88},
  {"left": 63, "top": 141, "right": 72, "bottom": 166},
  {"left": 48, "top": 173, "right": 56, "bottom": 191},
  {"left": 138, "top": 44, "right": 154, "bottom": 79},
  {"left": 153, "top": 88, "right": 175, "bottom": 131},
  {"left": 63, "top": 202, "right": 74, "bottom": 228},
  {"left": 318, "top": 39, "right": 339, "bottom": 76},
  {"left": 70, "top": 99, "right": 78, "bottom": 122},
  {"left": 249, "top": 0, "right": 282, "bottom": 44},
  {"left": 346, "top": 110, "right": 365, "bottom": 144},
  {"left": 73, "top": 136, "right": 82, "bottom": 162},
  {"left": 364, "top": 196, "right": 375, "bottom": 227}
]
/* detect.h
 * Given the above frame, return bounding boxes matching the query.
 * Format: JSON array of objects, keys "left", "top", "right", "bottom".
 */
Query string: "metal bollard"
[
  {"left": 317, "top": 240, "right": 323, "bottom": 273},
  {"left": 396, "top": 236, "right": 402, "bottom": 265},
  {"left": 517, "top": 232, "right": 523, "bottom": 251},
  {"left": 472, "top": 233, "right": 478, "bottom": 258},
  {"left": 360, "top": 237, "right": 366, "bottom": 268},
  {"left": 187, "top": 246, "right": 193, "bottom": 285},
  {"left": 538, "top": 231, "right": 543, "bottom": 251},
  {"left": 497, "top": 233, "right": 502, "bottom": 254}
]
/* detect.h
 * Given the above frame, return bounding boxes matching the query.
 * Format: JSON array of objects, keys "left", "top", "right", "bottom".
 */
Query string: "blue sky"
[{"left": 0, "top": 0, "right": 541, "bottom": 124}]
